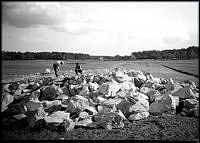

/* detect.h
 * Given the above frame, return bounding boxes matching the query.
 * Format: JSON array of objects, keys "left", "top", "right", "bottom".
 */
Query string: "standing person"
[
  {"left": 75, "top": 63, "right": 82, "bottom": 75},
  {"left": 53, "top": 60, "right": 64, "bottom": 77}
]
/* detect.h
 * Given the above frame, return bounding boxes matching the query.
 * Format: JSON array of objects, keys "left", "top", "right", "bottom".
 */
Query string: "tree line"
[
  {"left": 131, "top": 46, "right": 198, "bottom": 60},
  {"left": 2, "top": 46, "right": 198, "bottom": 61}
]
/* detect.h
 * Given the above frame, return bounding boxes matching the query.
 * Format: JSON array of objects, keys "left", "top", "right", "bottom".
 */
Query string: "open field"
[
  {"left": 2, "top": 59, "right": 199, "bottom": 85},
  {"left": 1, "top": 59, "right": 199, "bottom": 141}
]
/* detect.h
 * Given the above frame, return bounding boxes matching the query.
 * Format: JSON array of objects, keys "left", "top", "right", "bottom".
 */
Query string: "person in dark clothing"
[
  {"left": 75, "top": 63, "right": 82, "bottom": 75},
  {"left": 53, "top": 60, "right": 64, "bottom": 77}
]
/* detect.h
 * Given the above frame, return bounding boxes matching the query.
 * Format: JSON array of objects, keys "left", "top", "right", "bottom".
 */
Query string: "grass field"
[{"left": 2, "top": 59, "right": 199, "bottom": 85}]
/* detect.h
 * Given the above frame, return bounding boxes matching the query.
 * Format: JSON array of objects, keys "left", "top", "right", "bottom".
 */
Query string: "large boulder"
[
  {"left": 9, "top": 82, "right": 19, "bottom": 91},
  {"left": 183, "top": 99, "right": 198, "bottom": 109},
  {"left": 3, "top": 84, "right": 11, "bottom": 93},
  {"left": 102, "top": 98, "right": 123, "bottom": 108},
  {"left": 91, "top": 111, "right": 124, "bottom": 130},
  {"left": 142, "top": 80, "right": 155, "bottom": 89},
  {"left": 88, "top": 82, "right": 99, "bottom": 91},
  {"left": 172, "top": 86, "right": 197, "bottom": 99},
  {"left": 120, "top": 81, "right": 137, "bottom": 92},
  {"left": 116, "top": 99, "right": 133, "bottom": 117},
  {"left": 65, "top": 101, "right": 80, "bottom": 114},
  {"left": 149, "top": 102, "right": 166, "bottom": 115},
  {"left": 73, "top": 95, "right": 90, "bottom": 110},
  {"left": 98, "top": 81, "right": 121, "bottom": 98},
  {"left": 13, "top": 89, "right": 23, "bottom": 100},
  {"left": 149, "top": 94, "right": 174, "bottom": 115},
  {"left": 129, "top": 96, "right": 149, "bottom": 113},
  {"left": 75, "top": 117, "right": 93, "bottom": 127},
  {"left": 134, "top": 77, "right": 145, "bottom": 88},
  {"left": 136, "top": 92, "right": 149, "bottom": 101},
  {"left": 65, "top": 95, "right": 90, "bottom": 114},
  {"left": 79, "top": 85, "right": 90, "bottom": 96},
  {"left": 78, "top": 111, "right": 89, "bottom": 119},
  {"left": 116, "top": 82, "right": 138, "bottom": 98},
  {"left": 29, "top": 90, "right": 40, "bottom": 100},
  {"left": 7, "top": 97, "right": 30, "bottom": 114},
  {"left": 112, "top": 68, "right": 132, "bottom": 83},
  {"left": 26, "top": 106, "right": 46, "bottom": 128},
  {"left": 1, "top": 92, "right": 14, "bottom": 112},
  {"left": 129, "top": 112, "right": 149, "bottom": 121},
  {"left": 68, "top": 85, "right": 82, "bottom": 96},
  {"left": 98, "top": 83, "right": 109, "bottom": 96},
  {"left": 91, "top": 75, "right": 102, "bottom": 84},
  {"left": 39, "top": 85, "right": 58, "bottom": 101},
  {"left": 164, "top": 78, "right": 183, "bottom": 92},
  {"left": 60, "top": 87, "right": 71, "bottom": 96},
  {"left": 140, "top": 87, "right": 162, "bottom": 102},
  {"left": 25, "top": 100, "right": 43, "bottom": 112},
  {"left": 64, "top": 118, "right": 76, "bottom": 131},
  {"left": 42, "top": 100, "right": 62, "bottom": 114},
  {"left": 128, "top": 92, "right": 150, "bottom": 120},
  {"left": 140, "top": 87, "right": 153, "bottom": 94},
  {"left": 135, "top": 71, "right": 147, "bottom": 81},
  {"left": 44, "top": 111, "right": 70, "bottom": 129}
]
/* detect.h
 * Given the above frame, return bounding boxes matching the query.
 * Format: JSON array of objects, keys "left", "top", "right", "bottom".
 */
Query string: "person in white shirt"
[{"left": 53, "top": 60, "right": 64, "bottom": 77}]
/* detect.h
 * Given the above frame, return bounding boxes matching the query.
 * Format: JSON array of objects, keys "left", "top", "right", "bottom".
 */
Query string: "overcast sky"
[{"left": 2, "top": 2, "right": 199, "bottom": 56}]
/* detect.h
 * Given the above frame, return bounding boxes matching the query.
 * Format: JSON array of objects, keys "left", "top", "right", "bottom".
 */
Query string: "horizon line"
[{"left": 2, "top": 45, "right": 199, "bottom": 57}]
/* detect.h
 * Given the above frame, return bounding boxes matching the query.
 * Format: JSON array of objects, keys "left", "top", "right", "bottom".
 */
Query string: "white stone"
[
  {"left": 88, "top": 82, "right": 99, "bottom": 91},
  {"left": 1, "top": 93, "right": 14, "bottom": 112},
  {"left": 129, "top": 112, "right": 149, "bottom": 120},
  {"left": 44, "top": 111, "right": 70, "bottom": 125}
]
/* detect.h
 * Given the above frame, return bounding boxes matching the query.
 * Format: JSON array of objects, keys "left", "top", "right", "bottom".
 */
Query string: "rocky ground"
[
  {"left": 1, "top": 114, "right": 199, "bottom": 140},
  {"left": 1, "top": 68, "right": 199, "bottom": 141}
]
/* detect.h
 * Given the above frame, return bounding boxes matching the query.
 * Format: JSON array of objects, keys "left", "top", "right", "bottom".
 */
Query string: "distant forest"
[
  {"left": 2, "top": 46, "right": 198, "bottom": 61},
  {"left": 131, "top": 46, "right": 198, "bottom": 60}
]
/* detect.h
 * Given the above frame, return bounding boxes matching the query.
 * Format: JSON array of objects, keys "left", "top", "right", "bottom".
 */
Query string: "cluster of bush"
[
  {"left": 131, "top": 46, "right": 198, "bottom": 60},
  {"left": 2, "top": 46, "right": 198, "bottom": 61}
]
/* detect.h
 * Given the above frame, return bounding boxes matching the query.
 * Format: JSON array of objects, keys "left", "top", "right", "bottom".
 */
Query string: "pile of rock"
[{"left": 1, "top": 67, "right": 199, "bottom": 131}]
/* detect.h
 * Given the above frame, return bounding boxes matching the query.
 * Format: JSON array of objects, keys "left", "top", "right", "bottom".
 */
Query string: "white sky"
[{"left": 2, "top": 2, "right": 199, "bottom": 56}]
